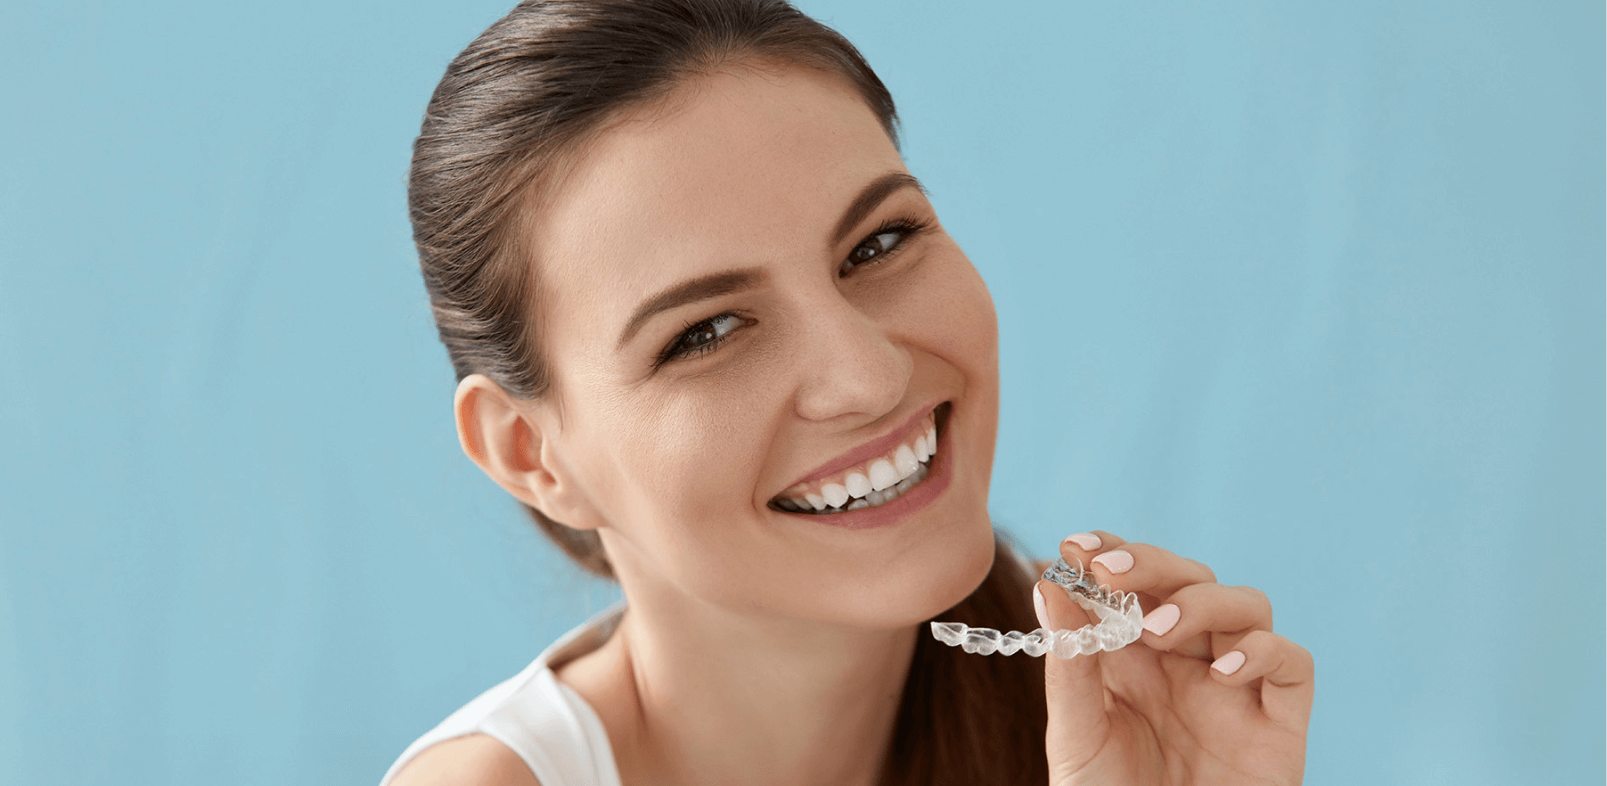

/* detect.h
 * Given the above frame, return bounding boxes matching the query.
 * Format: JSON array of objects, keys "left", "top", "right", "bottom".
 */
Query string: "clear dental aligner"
[{"left": 929, "top": 558, "right": 1144, "bottom": 658}]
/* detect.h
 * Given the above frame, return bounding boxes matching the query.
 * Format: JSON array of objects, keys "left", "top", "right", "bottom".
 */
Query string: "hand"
[{"left": 1038, "top": 531, "right": 1313, "bottom": 786}]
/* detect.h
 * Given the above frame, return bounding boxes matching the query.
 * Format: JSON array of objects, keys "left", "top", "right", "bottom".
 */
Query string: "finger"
[
  {"left": 1058, "top": 530, "right": 1127, "bottom": 565},
  {"left": 1036, "top": 579, "right": 1110, "bottom": 768},
  {"left": 1208, "top": 630, "right": 1315, "bottom": 731},
  {"left": 1140, "top": 583, "right": 1273, "bottom": 660},
  {"left": 1080, "top": 542, "right": 1218, "bottom": 600}
]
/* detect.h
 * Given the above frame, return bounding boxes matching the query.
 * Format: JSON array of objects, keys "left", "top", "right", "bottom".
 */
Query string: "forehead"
[{"left": 524, "top": 66, "right": 904, "bottom": 348}]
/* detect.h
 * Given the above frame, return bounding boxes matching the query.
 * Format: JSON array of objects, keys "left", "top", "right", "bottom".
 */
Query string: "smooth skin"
[{"left": 392, "top": 64, "right": 1312, "bottom": 786}]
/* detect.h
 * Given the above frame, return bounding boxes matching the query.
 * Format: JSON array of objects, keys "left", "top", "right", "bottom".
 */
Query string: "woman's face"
[{"left": 522, "top": 65, "right": 1000, "bottom": 630}]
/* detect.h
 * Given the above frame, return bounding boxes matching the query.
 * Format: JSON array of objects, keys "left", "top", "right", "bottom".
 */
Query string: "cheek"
[
  {"left": 935, "top": 258, "right": 1000, "bottom": 370},
  {"left": 624, "top": 406, "right": 747, "bottom": 501},
  {"left": 591, "top": 385, "right": 776, "bottom": 550},
  {"left": 880, "top": 245, "right": 999, "bottom": 372}
]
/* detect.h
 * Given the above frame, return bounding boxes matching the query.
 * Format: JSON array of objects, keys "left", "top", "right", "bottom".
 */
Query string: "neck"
[{"left": 562, "top": 586, "right": 917, "bottom": 786}]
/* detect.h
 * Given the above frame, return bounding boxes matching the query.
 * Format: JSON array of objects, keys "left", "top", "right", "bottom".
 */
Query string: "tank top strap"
[{"left": 379, "top": 605, "right": 626, "bottom": 786}]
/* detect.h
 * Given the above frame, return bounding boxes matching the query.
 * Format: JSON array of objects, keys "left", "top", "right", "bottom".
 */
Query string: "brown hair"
[{"left": 409, "top": 1, "right": 1047, "bottom": 782}]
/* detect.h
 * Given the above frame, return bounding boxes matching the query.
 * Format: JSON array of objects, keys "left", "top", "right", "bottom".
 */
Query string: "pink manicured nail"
[
  {"left": 1212, "top": 651, "right": 1247, "bottom": 675},
  {"left": 1092, "top": 549, "right": 1134, "bottom": 574},
  {"left": 1142, "top": 603, "right": 1180, "bottom": 636},
  {"left": 1033, "top": 584, "right": 1050, "bottom": 630},
  {"left": 1065, "top": 532, "right": 1102, "bottom": 550}
]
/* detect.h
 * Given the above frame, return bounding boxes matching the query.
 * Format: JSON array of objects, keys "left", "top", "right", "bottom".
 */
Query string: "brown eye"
[
  {"left": 840, "top": 219, "right": 926, "bottom": 275},
  {"left": 660, "top": 312, "right": 747, "bottom": 365},
  {"left": 852, "top": 231, "right": 901, "bottom": 263}
]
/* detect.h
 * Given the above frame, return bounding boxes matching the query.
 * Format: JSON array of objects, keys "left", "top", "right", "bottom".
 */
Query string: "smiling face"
[{"left": 518, "top": 64, "right": 1000, "bottom": 630}]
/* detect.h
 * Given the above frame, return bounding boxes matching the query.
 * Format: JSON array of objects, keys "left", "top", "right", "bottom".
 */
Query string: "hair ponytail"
[{"left": 887, "top": 534, "right": 1049, "bottom": 785}]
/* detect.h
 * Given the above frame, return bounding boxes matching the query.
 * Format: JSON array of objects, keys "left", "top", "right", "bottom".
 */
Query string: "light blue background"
[{"left": 0, "top": 0, "right": 1600, "bottom": 783}]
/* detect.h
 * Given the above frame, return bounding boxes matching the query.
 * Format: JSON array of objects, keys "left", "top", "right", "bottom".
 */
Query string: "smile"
[{"left": 770, "top": 404, "right": 946, "bottom": 515}]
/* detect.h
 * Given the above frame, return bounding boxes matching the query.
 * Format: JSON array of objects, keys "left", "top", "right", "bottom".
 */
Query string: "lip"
[
  {"left": 772, "top": 404, "right": 953, "bottom": 530},
  {"left": 777, "top": 403, "right": 943, "bottom": 493}
]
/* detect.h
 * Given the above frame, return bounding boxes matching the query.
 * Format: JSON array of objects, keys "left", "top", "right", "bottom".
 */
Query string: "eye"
[
  {"left": 840, "top": 217, "right": 928, "bottom": 276},
  {"left": 657, "top": 312, "right": 749, "bottom": 366}
]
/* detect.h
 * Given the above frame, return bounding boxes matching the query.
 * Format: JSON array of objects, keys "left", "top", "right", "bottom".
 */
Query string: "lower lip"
[{"left": 777, "top": 417, "right": 954, "bottom": 531}]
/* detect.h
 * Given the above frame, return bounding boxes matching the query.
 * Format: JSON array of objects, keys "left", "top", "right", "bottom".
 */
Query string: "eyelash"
[
  {"left": 656, "top": 311, "right": 753, "bottom": 367},
  {"left": 655, "top": 215, "right": 930, "bottom": 367},
  {"left": 841, "top": 215, "right": 929, "bottom": 276}
]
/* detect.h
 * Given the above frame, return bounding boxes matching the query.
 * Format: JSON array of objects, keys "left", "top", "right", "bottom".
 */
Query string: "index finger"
[
  {"left": 1085, "top": 542, "right": 1217, "bottom": 600},
  {"left": 1060, "top": 532, "right": 1217, "bottom": 596},
  {"left": 1057, "top": 529, "right": 1127, "bottom": 563}
]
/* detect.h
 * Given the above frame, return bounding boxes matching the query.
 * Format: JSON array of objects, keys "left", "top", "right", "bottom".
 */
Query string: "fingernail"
[
  {"left": 1065, "top": 532, "right": 1101, "bottom": 550},
  {"left": 1142, "top": 603, "right": 1180, "bottom": 636},
  {"left": 1212, "top": 650, "right": 1247, "bottom": 675},
  {"left": 1033, "top": 584, "right": 1050, "bottom": 630},
  {"left": 1092, "top": 549, "right": 1134, "bottom": 574}
]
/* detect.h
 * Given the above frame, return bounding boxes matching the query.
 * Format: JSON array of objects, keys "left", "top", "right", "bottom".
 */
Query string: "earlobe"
[{"left": 453, "top": 374, "right": 602, "bottom": 530}]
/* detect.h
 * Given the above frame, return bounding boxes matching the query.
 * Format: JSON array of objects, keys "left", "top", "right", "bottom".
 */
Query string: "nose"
[{"left": 791, "top": 290, "right": 911, "bottom": 424}]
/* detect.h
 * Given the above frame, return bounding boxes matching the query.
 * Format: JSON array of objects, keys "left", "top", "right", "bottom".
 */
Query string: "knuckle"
[
  {"left": 1165, "top": 582, "right": 1211, "bottom": 608},
  {"left": 1234, "top": 623, "right": 1272, "bottom": 642},
  {"left": 1289, "top": 641, "right": 1315, "bottom": 671},
  {"left": 1237, "top": 585, "right": 1272, "bottom": 614}
]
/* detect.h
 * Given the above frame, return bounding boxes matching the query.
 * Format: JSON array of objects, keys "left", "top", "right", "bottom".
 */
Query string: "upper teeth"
[{"left": 773, "top": 416, "right": 939, "bottom": 514}]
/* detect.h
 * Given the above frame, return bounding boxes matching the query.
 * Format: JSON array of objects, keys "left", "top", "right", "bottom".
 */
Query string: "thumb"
[{"left": 1037, "top": 579, "right": 1111, "bottom": 772}]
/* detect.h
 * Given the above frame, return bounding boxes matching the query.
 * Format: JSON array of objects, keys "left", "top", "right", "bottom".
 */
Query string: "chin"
[
  {"left": 921, "top": 520, "right": 1000, "bottom": 618},
  {"left": 837, "top": 510, "right": 998, "bottom": 631}
]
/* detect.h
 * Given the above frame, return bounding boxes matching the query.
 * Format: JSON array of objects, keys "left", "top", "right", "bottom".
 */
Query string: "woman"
[{"left": 382, "top": 1, "right": 1314, "bottom": 784}]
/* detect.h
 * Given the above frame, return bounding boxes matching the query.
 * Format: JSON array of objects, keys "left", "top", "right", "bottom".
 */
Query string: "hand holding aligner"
[{"left": 930, "top": 558, "right": 1143, "bottom": 658}]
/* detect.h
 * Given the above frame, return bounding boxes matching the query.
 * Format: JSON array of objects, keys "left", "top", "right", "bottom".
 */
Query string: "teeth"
[
  {"left": 845, "top": 472, "right": 872, "bottom": 500},
  {"left": 893, "top": 445, "right": 919, "bottom": 477},
  {"left": 868, "top": 459, "right": 899, "bottom": 491},
  {"left": 783, "top": 462, "right": 929, "bottom": 514},
  {"left": 773, "top": 409, "right": 944, "bottom": 514}
]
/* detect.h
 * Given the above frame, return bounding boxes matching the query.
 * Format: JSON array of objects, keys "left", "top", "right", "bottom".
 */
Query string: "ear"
[{"left": 453, "top": 374, "right": 603, "bottom": 530}]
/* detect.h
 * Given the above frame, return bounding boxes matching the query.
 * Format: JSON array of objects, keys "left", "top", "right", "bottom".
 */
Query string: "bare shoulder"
[{"left": 388, "top": 734, "right": 541, "bottom": 786}]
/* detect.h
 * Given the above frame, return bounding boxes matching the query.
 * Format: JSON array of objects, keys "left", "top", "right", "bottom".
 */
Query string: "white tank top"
[{"left": 378, "top": 604, "right": 626, "bottom": 786}]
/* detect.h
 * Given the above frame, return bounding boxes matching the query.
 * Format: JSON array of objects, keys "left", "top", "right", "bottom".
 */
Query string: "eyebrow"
[
  {"left": 831, "top": 171, "right": 928, "bottom": 247},
  {"left": 615, "top": 171, "right": 927, "bottom": 352},
  {"left": 616, "top": 268, "right": 766, "bottom": 350}
]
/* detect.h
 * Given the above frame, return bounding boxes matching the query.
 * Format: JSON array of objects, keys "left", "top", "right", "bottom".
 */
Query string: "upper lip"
[{"left": 774, "top": 403, "right": 943, "bottom": 496}]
